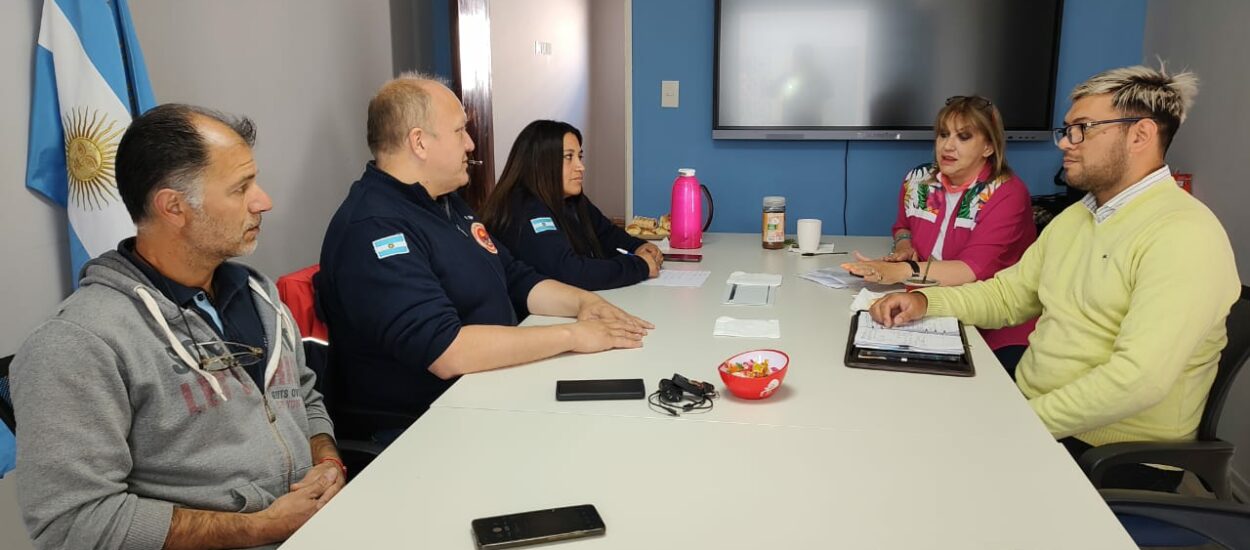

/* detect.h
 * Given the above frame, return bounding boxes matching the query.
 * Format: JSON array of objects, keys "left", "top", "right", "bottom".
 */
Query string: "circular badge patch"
[{"left": 471, "top": 222, "right": 498, "bottom": 254}]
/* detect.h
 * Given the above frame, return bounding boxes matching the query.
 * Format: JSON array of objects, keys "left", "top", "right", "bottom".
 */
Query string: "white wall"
[
  {"left": 489, "top": 0, "right": 591, "bottom": 178},
  {"left": 0, "top": 0, "right": 72, "bottom": 358},
  {"left": 129, "top": 0, "right": 394, "bottom": 278},
  {"left": 586, "top": 0, "right": 629, "bottom": 219},
  {"left": 1144, "top": 0, "right": 1250, "bottom": 499},
  {"left": 0, "top": 1, "right": 396, "bottom": 359}
]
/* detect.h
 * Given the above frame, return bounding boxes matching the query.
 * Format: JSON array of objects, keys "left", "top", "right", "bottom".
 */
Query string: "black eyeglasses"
[
  {"left": 1053, "top": 117, "right": 1146, "bottom": 146},
  {"left": 945, "top": 96, "right": 992, "bottom": 109},
  {"left": 193, "top": 340, "right": 264, "bottom": 372}
]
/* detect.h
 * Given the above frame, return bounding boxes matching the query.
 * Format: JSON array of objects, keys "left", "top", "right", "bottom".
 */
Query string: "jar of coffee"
[{"left": 762, "top": 196, "right": 786, "bottom": 249}]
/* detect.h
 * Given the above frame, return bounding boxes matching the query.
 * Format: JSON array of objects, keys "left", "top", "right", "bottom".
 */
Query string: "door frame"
[{"left": 449, "top": 0, "right": 496, "bottom": 210}]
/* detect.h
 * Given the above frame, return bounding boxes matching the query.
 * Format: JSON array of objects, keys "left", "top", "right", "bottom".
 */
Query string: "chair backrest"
[
  {"left": 301, "top": 338, "right": 417, "bottom": 441},
  {"left": 302, "top": 338, "right": 334, "bottom": 407},
  {"left": 0, "top": 355, "right": 14, "bottom": 433},
  {"left": 1199, "top": 285, "right": 1250, "bottom": 440},
  {"left": 277, "top": 265, "right": 329, "bottom": 341}
]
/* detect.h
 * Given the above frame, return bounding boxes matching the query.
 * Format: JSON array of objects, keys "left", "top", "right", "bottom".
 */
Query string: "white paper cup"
[{"left": 797, "top": 219, "right": 822, "bottom": 253}]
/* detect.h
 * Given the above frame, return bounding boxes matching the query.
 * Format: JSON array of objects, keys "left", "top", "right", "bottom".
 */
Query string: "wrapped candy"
[{"left": 721, "top": 358, "right": 777, "bottom": 378}]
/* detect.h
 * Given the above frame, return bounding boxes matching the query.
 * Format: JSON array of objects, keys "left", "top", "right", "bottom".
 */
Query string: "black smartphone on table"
[
  {"left": 472, "top": 504, "right": 606, "bottom": 549},
  {"left": 662, "top": 253, "right": 702, "bottom": 262},
  {"left": 555, "top": 379, "right": 645, "bottom": 401}
]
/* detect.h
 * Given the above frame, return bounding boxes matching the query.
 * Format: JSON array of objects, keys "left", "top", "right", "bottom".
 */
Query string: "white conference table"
[
  {"left": 432, "top": 235, "right": 1044, "bottom": 438},
  {"left": 282, "top": 234, "right": 1135, "bottom": 549}
]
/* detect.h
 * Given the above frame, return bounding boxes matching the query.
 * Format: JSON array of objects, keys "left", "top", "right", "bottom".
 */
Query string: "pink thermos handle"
[{"left": 700, "top": 184, "right": 714, "bottom": 231}]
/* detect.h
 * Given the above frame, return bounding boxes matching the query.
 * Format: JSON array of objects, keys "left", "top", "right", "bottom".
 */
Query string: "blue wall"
[{"left": 631, "top": 0, "right": 1148, "bottom": 235}]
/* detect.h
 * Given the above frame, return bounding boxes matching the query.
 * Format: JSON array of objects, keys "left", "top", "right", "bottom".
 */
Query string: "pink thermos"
[{"left": 669, "top": 168, "right": 714, "bottom": 249}]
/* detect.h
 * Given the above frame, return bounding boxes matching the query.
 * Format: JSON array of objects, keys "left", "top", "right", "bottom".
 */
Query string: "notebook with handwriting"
[{"left": 844, "top": 311, "right": 974, "bottom": 377}]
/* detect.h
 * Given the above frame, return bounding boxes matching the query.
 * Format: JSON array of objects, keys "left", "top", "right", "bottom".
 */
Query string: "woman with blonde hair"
[{"left": 842, "top": 96, "right": 1037, "bottom": 371}]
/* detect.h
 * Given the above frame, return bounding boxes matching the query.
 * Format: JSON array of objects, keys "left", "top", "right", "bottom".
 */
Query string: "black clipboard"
[{"left": 844, "top": 312, "right": 975, "bottom": 377}]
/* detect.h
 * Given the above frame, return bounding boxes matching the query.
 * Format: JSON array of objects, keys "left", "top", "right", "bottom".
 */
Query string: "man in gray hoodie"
[{"left": 12, "top": 104, "right": 344, "bottom": 550}]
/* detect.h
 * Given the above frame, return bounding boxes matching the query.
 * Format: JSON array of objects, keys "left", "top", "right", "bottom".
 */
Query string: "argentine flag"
[
  {"left": 26, "top": 0, "right": 156, "bottom": 282},
  {"left": 373, "top": 233, "right": 410, "bottom": 259}
]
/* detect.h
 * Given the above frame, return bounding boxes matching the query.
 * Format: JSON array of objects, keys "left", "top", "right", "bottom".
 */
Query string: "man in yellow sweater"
[{"left": 870, "top": 65, "right": 1239, "bottom": 491}]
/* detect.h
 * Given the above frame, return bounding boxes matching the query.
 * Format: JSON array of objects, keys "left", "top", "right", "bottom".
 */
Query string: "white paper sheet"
[
  {"left": 849, "top": 288, "right": 895, "bottom": 311},
  {"left": 640, "top": 269, "right": 712, "bottom": 288},
  {"left": 786, "top": 243, "right": 842, "bottom": 255},
  {"left": 713, "top": 316, "right": 781, "bottom": 338},
  {"left": 726, "top": 271, "right": 783, "bottom": 287}
]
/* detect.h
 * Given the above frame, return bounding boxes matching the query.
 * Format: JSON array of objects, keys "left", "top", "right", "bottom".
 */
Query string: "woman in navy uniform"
[
  {"left": 317, "top": 80, "right": 651, "bottom": 441},
  {"left": 481, "top": 120, "right": 663, "bottom": 291}
]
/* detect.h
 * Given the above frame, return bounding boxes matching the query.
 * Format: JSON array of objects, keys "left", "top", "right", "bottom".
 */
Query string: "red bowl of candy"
[{"left": 718, "top": 349, "right": 789, "bottom": 400}]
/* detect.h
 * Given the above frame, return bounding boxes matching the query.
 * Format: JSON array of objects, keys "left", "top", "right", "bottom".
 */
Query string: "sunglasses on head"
[{"left": 945, "top": 96, "right": 993, "bottom": 109}]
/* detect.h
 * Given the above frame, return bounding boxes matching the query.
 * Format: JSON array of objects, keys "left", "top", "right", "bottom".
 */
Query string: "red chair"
[{"left": 277, "top": 264, "right": 328, "bottom": 341}]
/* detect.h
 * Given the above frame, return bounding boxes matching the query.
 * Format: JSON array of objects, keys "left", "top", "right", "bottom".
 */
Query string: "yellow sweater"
[{"left": 921, "top": 180, "right": 1238, "bottom": 446}]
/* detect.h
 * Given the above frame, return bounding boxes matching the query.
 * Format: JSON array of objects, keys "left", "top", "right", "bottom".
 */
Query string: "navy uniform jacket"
[
  {"left": 493, "top": 191, "right": 650, "bottom": 292},
  {"left": 316, "top": 163, "right": 546, "bottom": 428}
]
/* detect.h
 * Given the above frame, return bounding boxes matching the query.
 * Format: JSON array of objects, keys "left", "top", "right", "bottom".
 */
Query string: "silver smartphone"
[{"left": 471, "top": 504, "right": 605, "bottom": 549}]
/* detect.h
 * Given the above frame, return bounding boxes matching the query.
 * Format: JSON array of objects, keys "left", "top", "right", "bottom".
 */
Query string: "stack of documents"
[
  {"left": 853, "top": 311, "right": 962, "bottom": 355},
  {"left": 800, "top": 268, "right": 850, "bottom": 289}
]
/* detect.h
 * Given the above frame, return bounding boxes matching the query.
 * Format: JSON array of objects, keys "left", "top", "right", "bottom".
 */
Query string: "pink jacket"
[{"left": 891, "top": 163, "right": 1037, "bottom": 350}]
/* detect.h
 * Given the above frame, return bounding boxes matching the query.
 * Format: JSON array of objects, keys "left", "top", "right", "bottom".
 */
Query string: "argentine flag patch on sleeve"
[
  {"left": 372, "top": 233, "right": 409, "bottom": 259},
  {"left": 530, "top": 217, "right": 557, "bottom": 234}
]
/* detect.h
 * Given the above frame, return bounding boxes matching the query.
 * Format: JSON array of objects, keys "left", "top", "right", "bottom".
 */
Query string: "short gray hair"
[
  {"left": 366, "top": 71, "right": 452, "bottom": 155},
  {"left": 1071, "top": 63, "right": 1198, "bottom": 152}
]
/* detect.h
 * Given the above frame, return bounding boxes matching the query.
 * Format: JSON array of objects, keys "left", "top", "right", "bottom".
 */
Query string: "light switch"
[{"left": 661, "top": 80, "right": 679, "bottom": 108}]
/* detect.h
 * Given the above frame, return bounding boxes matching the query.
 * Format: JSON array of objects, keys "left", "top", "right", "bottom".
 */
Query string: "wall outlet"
[{"left": 661, "top": 80, "right": 679, "bottom": 108}]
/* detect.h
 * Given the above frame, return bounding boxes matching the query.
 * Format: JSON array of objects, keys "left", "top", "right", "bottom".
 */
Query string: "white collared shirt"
[{"left": 1081, "top": 165, "right": 1172, "bottom": 224}]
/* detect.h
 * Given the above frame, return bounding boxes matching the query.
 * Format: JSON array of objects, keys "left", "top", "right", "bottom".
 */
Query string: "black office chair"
[
  {"left": 1078, "top": 285, "right": 1250, "bottom": 501},
  {"left": 0, "top": 355, "right": 15, "bottom": 434},
  {"left": 302, "top": 338, "right": 410, "bottom": 481},
  {"left": 1102, "top": 489, "right": 1250, "bottom": 549},
  {"left": 302, "top": 339, "right": 383, "bottom": 479}
]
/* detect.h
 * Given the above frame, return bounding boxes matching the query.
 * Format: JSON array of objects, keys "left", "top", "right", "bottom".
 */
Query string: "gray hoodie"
[{"left": 12, "top": 251, "right": 334, "bottom": 550}]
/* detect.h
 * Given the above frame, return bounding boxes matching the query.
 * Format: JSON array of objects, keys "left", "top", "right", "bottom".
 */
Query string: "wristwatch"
[{"left": 904, "top": 259, "right": 920, "bottom": 278}]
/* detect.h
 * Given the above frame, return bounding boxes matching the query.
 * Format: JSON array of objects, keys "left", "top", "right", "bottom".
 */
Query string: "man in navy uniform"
[{"left": 317, "top": 74, "right": 652, "bottom": 442}]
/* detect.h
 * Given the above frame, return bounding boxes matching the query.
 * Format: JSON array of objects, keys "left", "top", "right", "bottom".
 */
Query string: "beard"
[
  {"left": 1066, "top": 137, "right": 1129, "bottom": 196},
  {"left": 185, "top": 207, "right": 260, "bottom": 262}
]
